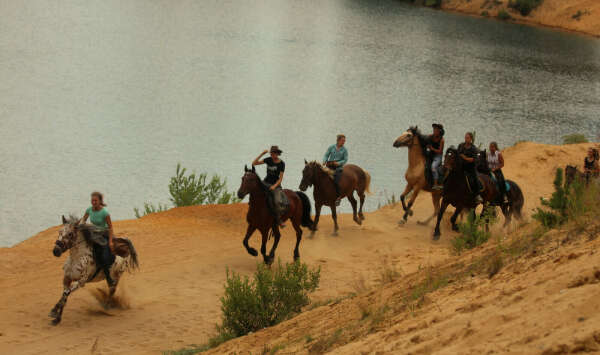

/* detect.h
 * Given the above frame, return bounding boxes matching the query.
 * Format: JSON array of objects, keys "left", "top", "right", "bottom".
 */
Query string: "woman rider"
[
  {"left": 584, "top": 147, "right": 600, "bottom": 183},
  {"left": 80, "top": 191, "right": 116, "bottom": 286},
  {"left": 428, "top": 124, "right": 445, "bottom": 190},
  {"left": 458, "top": 132, "right": 483, "bottom": 204},
  {"left": 487, "top": 142, "right": 508, "bottom": 204},
  {"left": 252, "top": 146, "right": 286, "bottom": 228}
]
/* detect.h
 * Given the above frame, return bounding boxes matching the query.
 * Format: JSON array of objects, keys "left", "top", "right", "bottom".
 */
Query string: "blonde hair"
[{"left": 91, "top": 191, "right": 107, "bottom": 206}]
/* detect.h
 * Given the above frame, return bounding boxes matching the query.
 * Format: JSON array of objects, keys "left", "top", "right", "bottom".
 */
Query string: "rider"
[
  {"left": 458, "top": 132, "right": 483, "bottom": 204},
  {"left": 584, "top": 147, "right": 600, "bottom": 182},
  {"left": 427, "top": 124, "right": 445, "bottom": 190},
  {"left": 487, "top": 142, "right": 508, "bottom": 204},
  {"left": 80, "top": 191, "right": 116, "bottom": 286},
  {"left": 253, "top": 146, "right": 286, "bottom": 227},
  {"left": 323, "top": 134, "right": 348, "bottom": 206}
]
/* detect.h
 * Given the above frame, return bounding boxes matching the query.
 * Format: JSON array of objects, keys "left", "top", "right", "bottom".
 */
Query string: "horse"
[
  {"left": 565, "top": 165, "right": 590, "bottom": 187},
  {"left": 50, "top": 215, "right": 139, "bottom": 325},
  {"left": 433, "top": 147, "right": 524, "bottom": 239},
  {"left": 299, "top": 161, "right": 371, "bottom": 236},
  {"left": 237, "top": 165, "right": 313, "bottom": 264},
  {"left": 393, "top": 126, "right": 442, "bottom": 225}
]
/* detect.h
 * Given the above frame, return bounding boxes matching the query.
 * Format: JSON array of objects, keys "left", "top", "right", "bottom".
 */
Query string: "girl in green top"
[{"left": 81, "top": 191, "right": 116, "bottom": 285}]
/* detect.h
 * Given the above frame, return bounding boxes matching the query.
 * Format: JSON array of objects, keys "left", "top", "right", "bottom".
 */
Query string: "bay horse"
[
  {"left": 393, "top": 126, "right": 442, "bottom": 225},
  {"left": 237, "top": 165, "right": 313, "bottom": 264},
  {"left": 50, "top": 216, "right": 139, "bottom": 325},
  {"left": 433, "top": 147, "right": 524, "bottom": 239},
  {"left": 299, "top": 161, "right": 371, "bottom": 236},
  {"left": 565, "top": 165, "right": 594, "bottom": 187}
]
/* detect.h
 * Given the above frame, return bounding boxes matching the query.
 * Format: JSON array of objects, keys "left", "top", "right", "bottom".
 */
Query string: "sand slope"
[
  {"left": 442, "top": 0, "right": 600, "bottom": 37},
  {"left": 0, "top": 142, "right": 596, "bottom": 354}
]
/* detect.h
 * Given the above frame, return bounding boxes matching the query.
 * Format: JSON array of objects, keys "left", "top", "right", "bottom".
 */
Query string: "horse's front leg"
[
  {"left": 358, "top": 190, "right": 366, "bottom": 221},
  {"left": 401, "top": 186, "right": 421, "bottom": 222},
  {"left": 433, "top": 200, "right": 450, "bottom": 239},
  {"left": 348, "top": 193, "right": 361, "bottom": 225},
  {"left": 49, "top": 277, "right": 82, "bottom": 325},
  {"left": 311, "top": 203, "right": 322, "bottom": 236},
  {"left": 267, "top": 226, "right": 281, "bottom": 263},
  {"left": 400, "top": 184, "right": 413, "bottom": 212},
  {"left": 450, "top": 207, "right": 463, "bottom": 232},
  {"left": 259, "top": 229, "right": 271, "bottom": 265},
  {"left": 243, "top": 225, "right": 258, "bottom": 256}
]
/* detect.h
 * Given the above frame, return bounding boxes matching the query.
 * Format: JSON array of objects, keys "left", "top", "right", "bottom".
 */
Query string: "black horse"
[{"left": 433, "top": 147, "right": 524, "bottom": 239}]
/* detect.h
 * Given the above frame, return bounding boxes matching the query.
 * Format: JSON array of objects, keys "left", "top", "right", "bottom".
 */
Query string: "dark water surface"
[{"left": 1, "top": 0, "right": 599, "bottom": 246}]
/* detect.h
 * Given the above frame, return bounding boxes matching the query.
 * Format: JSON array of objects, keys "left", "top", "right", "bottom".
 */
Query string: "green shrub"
[
  {"left": 497, "top": 9, "right": 512, "bottom": 21},
  {"left": 218, "top": 260, "right": 320, "bottom": 338},
  {"left": 508, "top": 0, "right": 542, "bottom": 16},
  {"left": 424, "top": 0, "right": 441, "bottom": 7},
  {"left": 481, "top": 10, "right": 490, "bottom": 17},
  {"left": 562, "top": 133, "right": 588, "bottom": 145},
  {"left": 169, "top": 163, "right": 240, "bottom": 207},
  {"left": 533, "top": 168, "right": 568, "bottom": 228},
  {"left": 452, "top": 208, "right": 495, "bottom": 254},
  {"left": 134, "top": 202, "right": 169, "bottom": 218}
]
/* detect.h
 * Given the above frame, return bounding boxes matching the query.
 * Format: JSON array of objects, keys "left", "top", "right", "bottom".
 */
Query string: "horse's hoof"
[
  {"left": 51, "top": 318, "right": 61, "bottom": 326},
  {"left": 354, "top": 218, "right": 362, "bottom": 226},
  {"left": 265, "top": 258, "right": 274, "bottom": 266},
  {"left": 451, "top": 225, "right": 459, "bottom": 232},
  {"left": 408, "top": 210, "right": 414, "bottom": 217},
  {"left": 398, "top": 219, "right": 407, "bottom": 225},
  {"left": 359, "top": 214, "right": 365, "bottom": 220},
  {"left": 331, "top": 231, "right": 339, "bottom": 237},
  {"left": 432, "top": 233, "right": 440, "bottom": 241},
  {"left": 247, "top": 248, "right": 258, "bottom": 257}
]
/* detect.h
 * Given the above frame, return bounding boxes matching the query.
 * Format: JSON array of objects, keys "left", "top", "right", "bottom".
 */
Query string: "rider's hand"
[
  {"left": 109, "top": 241, "right": 115, "bottom": 253},
  {"left": 262, "top": 149, "right": 269, "bottom": 155},
  {"left": 269, "top": 185, "right": 276, "bottom": 191}
]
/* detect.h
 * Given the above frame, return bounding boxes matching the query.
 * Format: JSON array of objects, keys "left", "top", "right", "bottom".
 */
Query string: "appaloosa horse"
[
  {"left": 237, "top": 165, "right": 313, "bottom": 263},
  {"left": 433, "top": 147, "right": 524, "bottom": 239},
  {"left": 299, "top": 161, "right": 371, "bottom": 236},
  {"left": 50, "top": 216, "right": 139, "bottom": 325},
  {"left": 393, "top": 126, "right": 442, "bottom": 225}
]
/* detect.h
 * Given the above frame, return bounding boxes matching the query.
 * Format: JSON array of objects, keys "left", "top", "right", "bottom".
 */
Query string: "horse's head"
[
  {"left": 54, "top": 215, "right": 80, "bottom": 257},
  {"left": 443, "top": 146, "right": 459, "bottom": 174},
  {"left": 237, "top": 165, "right": 263, "bottom": 199},
  {"left": 565, "top": 165, "right": 578, "bottom": 185},
  {"left": 393, "top": 126, "right": 418, "bottom": 148},
  {"left": 299, "top": 160, "right": 317, "bottom": 191}
]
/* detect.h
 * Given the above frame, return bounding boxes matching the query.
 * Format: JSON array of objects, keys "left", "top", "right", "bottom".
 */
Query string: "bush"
[
  {"left": 562, "top": 133, "right": 588, "bottom": 145},
  {"left": 533, "top": 168, "right": 569, "bottom": 228},
  {"left": 452, "top": 208, "right": 495, "bottom": 254},
  {"left": 508, "top": 0, "right": 542, "bottom": 16},
  {"left": 169, "top": 163, "right": 240, "bottom": 207},
  {"left": 218, "top": 260, "right": 320, "bottom": 338},
  {"left": 134, "top": 202, "right": 169, "bottom": 218},
  {"left": 497, "top": 9, "right": 512, "bottom": 21},
  {"left": 481, "top": 10, "right": 490, "bottom": 17},
  {"left": 424, "top": 0, "right": 441, "bottom": 7}
]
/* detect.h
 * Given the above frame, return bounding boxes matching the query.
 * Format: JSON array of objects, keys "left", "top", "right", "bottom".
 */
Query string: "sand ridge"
[{"left": 0, "top": 142, "right": 597, "bottom": 354}]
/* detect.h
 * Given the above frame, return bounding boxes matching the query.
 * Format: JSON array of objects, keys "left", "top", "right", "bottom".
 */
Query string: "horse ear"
[
  {"left": 304, "top": 159, "right": 308, "bottom": 165},
  {"left": 252, "top": 165, "right": 256, "bottom": 173},
  {"left": 244, "top": 165, "right": 248, "bottom": 172},
  {"left": 62, "top": 215, "right": 67, "bottom": 224}
]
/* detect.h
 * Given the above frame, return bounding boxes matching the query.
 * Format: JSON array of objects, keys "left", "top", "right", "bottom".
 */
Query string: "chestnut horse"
[
  {"left": 299, "top": 161, "right": 371, "bottom": 236},
  {"left": 237, "top": 165, "right": 313, "bottom": 264}
]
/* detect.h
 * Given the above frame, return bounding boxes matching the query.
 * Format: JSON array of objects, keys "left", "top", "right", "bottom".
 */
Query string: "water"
[{"left": 1, "top": 0, "right": 599, "bottom": 246}]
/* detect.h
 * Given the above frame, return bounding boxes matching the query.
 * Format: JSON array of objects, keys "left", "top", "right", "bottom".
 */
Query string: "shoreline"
[{"left": 433, "top": 0, "right": 600, "bottom": 39}]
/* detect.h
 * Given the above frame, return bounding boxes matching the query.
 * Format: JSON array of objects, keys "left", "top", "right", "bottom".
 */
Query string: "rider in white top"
[{"left": 487, "top": 142, "right": 508, "bottom": 204}]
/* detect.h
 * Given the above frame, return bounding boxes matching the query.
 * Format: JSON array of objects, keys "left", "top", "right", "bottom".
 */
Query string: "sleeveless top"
[{"left": 487, "top": 151, "right": 502, "bottom": 171}]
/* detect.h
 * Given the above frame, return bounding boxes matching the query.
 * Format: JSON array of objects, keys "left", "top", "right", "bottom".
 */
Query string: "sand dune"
[{"left": 0, "top": 142, "right": 596, "bottom": 354}]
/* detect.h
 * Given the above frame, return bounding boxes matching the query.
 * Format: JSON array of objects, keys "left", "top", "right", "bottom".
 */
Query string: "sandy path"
[{"left": 0, "top": 142, "right": 595, "bottom": 354}]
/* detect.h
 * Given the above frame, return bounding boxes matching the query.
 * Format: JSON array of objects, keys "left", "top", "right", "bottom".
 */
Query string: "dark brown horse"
[
  {"left": 433, "top": 147, "right": 524, "bottom": 239},
  {"left": 565, "top": 165, "right": 589, "bottom": 187},
  {"left": 237, "top": 165, "right": 313, "bottom": 264},
  {"left": 299, "top": 161, "right": 371, "bottom": 236}
]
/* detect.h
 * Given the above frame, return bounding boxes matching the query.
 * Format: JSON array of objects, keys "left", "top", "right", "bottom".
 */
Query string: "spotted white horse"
[{"left": 49, "top": 215, "right": 139, "bottom": 325}]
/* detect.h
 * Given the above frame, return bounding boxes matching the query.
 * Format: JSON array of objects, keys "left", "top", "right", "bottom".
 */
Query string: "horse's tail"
[
  {"left": 123, "top": 238, "right": 140, "bottom": 271},
  {"left": 363, "top": 169, "right": 373, "bottom": 195},
  {"left": 507, "top": 180, "right": 524, "bottom": 220},
  {"left": 295, "top": 191, "right": 314, "bottom": 229}
]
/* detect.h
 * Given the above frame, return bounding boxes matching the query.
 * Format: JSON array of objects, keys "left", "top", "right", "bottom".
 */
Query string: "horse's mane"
[
  {"left": 63, "top": 215, "right": 108, "bottom": 244},
  {"left": 246, "top": 169, "right": 270, "bottom": 192},
  {"left": 408, "top": 126, "right": 429, "bottom": 151},
  {"left": 308, "top": 161, "right": 334, "bottom": 178}
]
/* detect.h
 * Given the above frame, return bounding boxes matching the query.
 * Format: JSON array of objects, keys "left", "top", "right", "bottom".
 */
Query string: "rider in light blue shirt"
[{"left": 323, "top": 134, "right": 348, "bottom": 205}]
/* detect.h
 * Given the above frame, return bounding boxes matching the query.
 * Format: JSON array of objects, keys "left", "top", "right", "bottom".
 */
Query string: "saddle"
[
  {"left": 81, "top": 226, "right": 133, "bottom": 258},
  {"left": 272, "top": 188, "right": 290, "bottom": 216}
]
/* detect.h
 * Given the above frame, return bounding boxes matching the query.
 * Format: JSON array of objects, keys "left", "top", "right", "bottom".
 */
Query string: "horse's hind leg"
[
  {"left": 400, "top": 184, "right": 413, "bottom": 212},
  {"left": 331, "top": 206, "right": 339, "bottom": 236},
  {"left": 259, "top": 229, "right": 272, "bottom": 265},
  {"left": 358, "top": 190, "right": 366, "bottom": 221},
  {"left": 348, "top": 193, "right": 361, "bottom": 225}
]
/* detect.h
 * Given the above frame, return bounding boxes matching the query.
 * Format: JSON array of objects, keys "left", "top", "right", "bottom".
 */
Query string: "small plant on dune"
[
  {"left": 562, "top": 133, "right": 588, "bottom": 145},
  {"left": 134, "top": 202, "right": 169, "bottom": 218},
  {"left": 533, "top": 168, "right": 569, "bottom": 228},
  {"left": 170, "top": 163, "right": 240, "bottom": 207},
  {"left": 218, "top": 260, "right": 320, "bottom": 338},
  {"left": 497, "top": 9, "right": 512, "bottom": 20},
  {"left": 424, "top": 0, "right": 442, "bottom": 8},
  {"left": 508, "top": 0, "right": 543, "bottom": 16},
  {"left": 452, "top": 208, "right": 496, "bottom": 254}
]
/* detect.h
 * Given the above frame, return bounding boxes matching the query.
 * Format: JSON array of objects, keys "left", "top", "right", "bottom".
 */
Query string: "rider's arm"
[
  {"left": 323, "top": 146, "right": 332, "bottom": 164},
  {"left": 271, "top": 171, "right": 284, "bottom": 190},
  {"left": 338, "top": 148, "right": 348, "bottom": 166},
  {"left": 496, "top": 152, "right": 505, "bottom": 171},
  {"left": 106, "top": 214, "right": 115, "bottom": 252},
  {"left": 252, "top": 150, "right": 268, "bottom": 166}
]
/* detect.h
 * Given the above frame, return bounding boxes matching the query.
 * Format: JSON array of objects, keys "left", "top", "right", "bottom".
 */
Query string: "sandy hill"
[{"left": 0, "top": 142, "right": 597, "bottom": 354}]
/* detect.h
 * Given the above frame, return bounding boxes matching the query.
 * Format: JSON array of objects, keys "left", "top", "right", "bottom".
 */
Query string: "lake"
[{"left": 1, "top": 0, "right": 599, "bottom": 246}]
